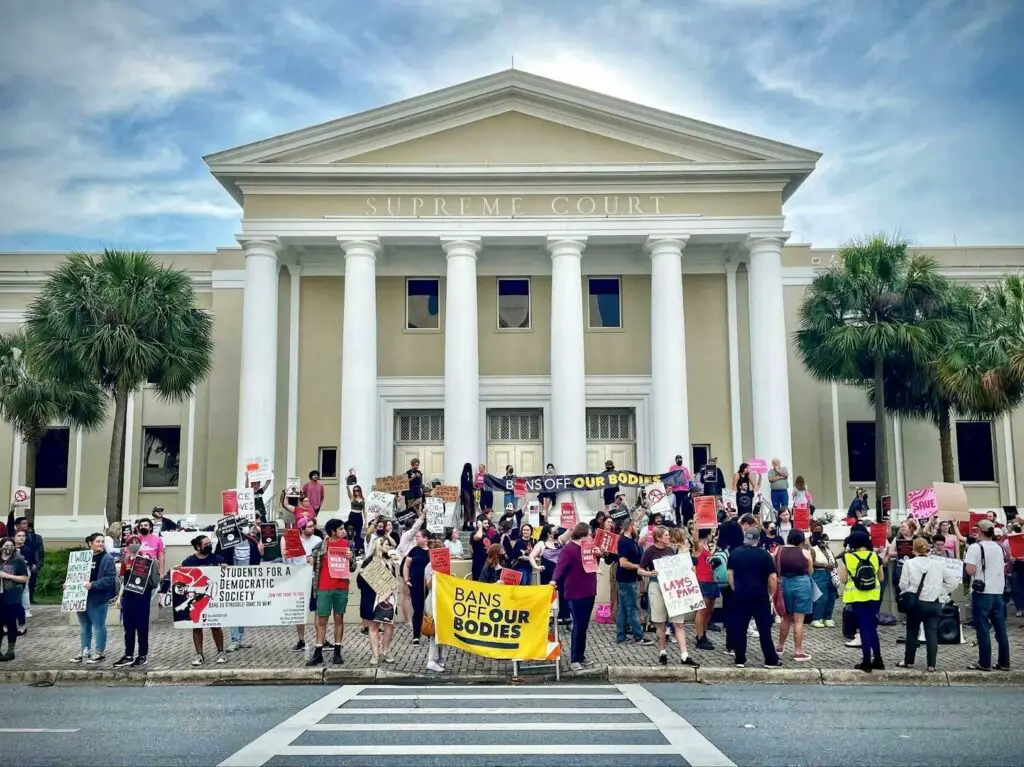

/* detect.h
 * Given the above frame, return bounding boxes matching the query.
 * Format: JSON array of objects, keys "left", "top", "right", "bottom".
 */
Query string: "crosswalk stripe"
[
  {"left": 309, "top": 722, "right": 659, "bottom": 732},
  {"left": 356, "top": 693, "right": 617, "bottom": 700},
  {"left": 280, "top": 744, "right": 682, "bottom": 757},
  {"left": 330, "top": 706, "right": 638, "bottom": 715},
  {"left": 370, "top": 684, "right": 612, "bottom": 690}
]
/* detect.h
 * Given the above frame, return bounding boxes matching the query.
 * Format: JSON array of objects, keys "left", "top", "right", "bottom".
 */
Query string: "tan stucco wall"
[
  {"left": 783, "top": 244, "right": 1024, "bottom": 271},
  {"left": 584, "top": 275, "right": 651, "bottom": 376},
  {"left": 242, "top": 192, "right": 783, "bottom": 219},
  {"left": 683, "top": 275, "right": 733, "bottom": 465},
  {"left": 377, "top": 277, "right": 445, "bottom": 376},
  {"left": 203, "top": 286, "right": 243, "bottom": 510},
  {"left": 333, "top": 112, "right": 688, "bottom": 165},
  {"left": 478, "top": 276, "right": 551, "bottom": 376}
]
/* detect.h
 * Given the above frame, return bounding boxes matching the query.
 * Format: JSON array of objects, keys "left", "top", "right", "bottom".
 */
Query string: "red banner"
[
  {"left": 429, "top": 546, "right": 451, "bottom": 575},
  {"left": 594, "top": 528, "right": 620, "bottom": 556},
  {"left": 695, "top": 496, "right": 717, "bottom": 529}
]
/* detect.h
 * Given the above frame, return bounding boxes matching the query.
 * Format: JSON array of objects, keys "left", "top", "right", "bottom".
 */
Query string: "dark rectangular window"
[
  {"left": 588, "top": 277, "right": 621, "bottom": 328},
  {"left": 846, "top": 421, "right": 876, "bottom": 483},
  {"left": 957, "top": 421, "right": 995, "bottom": 482},
  {"left": 318, "top": 447, "right": 338, "bottom": 480},
  {"left": 497, "top": 278, "right": 531, "bottom": 329},
  {"left": 406, "top": 278, "right": 440, "bottom": 330},
  {"left": 692, "top": 444, "right": 710, "bottom": 471},
  {"left": 141, "top": 426, "right": 181, "bottom": 488},
  {"left": 35, "top": 427, "right": 70, "bottom": 489}
]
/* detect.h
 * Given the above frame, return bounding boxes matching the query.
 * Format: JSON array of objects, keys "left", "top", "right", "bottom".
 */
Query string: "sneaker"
[
  {"left": 383, "top": 652, "right": 395, "bottom": 664},
  {"left": 775, "top": 646, "right": 784, "bottom": 656},
  {"left": 426, "top": 661, "right": 444, "bottom": 673},
  {"left": 130, "top": 656, "right": 148, "bottom": 668},
  {"left": 681, "top": 655, "right": 700, "bottom": 668},
  {"left": 823, "top": 620, "right": 836, "bottom": 628},
  {"left": 845, "top": 638, "right": 862, "bottom": 648},
  {"left": 72, "top": 650, "right": 89, "bottom": 663},
  {"left": 24, "top": 609, "right": 32, "bottom": 618},
  {"left": 215, "top": 652, "right": 227, "bottom": 664},
  {"left": 995, "top": 664, "right": 1011, "bottom": 671},
  {"left": 0, "top": 651, "right": 14, "bottom": 662},
  {"left": 696, "top": 636, "right": 715, "bottom": 651},
  {"left": 570, "top": 662, "right": 583, "bottom": 671},
  {"left": 191, "top": 654, "right": 204, "bottom": 667},
  {"left": 794, "top": 652, "right": 812, "bottom": 662},
  {"left": 810, "top": 620, "right": 825, "bottom": 629},
  {"left": 724, "top": 648, "right": 735, "bottom": 656},
  {"left": 305, "top": 647, "right": 324, "bottom": 667},
  {"left": 238, "top": 642, "right": 252, "bottom": 649},
  {"left": 332, "top": 646, "right": 343, "bottom": 665},
  {"left": 112, "top": 655, "right": 133, "bottom": 668},
  {"left": 293, "top": 640, "right": 306, "bottom": 652},
  {"left": 412, "top": 638, "right": 421, "bottom": 646},
  {"left": 360, "top": 626, "right": 369, "bottom": 635},
  {"left": 764, "top": 660, "right": 783, "bottom": 668},
  {"left": 226, "top": 643, "right": 239, "bottom": 653},
  {"left": 85, "top": 654, "right": 105, "bottom": 664},
  {"left": 734, "top": 662, "right": 746, "bottom": 668},
  {"left": 323, "top": 639, "right": 333, "bottom": 649},
  {"left": 634, "top": 637, "right": 655, "bottom": 646},
  {"left": 659, "top": 651, "right": 668, "bottom": 666}
]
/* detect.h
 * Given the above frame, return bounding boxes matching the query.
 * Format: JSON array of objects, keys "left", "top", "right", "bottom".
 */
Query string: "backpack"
[
  {"left": 710, "top": 549, "right": 730, "bottom": 586},
  {"left": 848, "top": 552, "right": 877, "bottom": 591}
]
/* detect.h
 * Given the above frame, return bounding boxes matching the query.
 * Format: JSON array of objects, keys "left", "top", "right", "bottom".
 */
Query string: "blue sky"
[{"left": 0, "top": 0, "right": 1021, "bottom": 251}]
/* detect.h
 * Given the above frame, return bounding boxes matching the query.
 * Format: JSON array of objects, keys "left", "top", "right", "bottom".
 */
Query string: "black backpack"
[{"left": 849, "top": 552, "right": 877, "bottom": 591}]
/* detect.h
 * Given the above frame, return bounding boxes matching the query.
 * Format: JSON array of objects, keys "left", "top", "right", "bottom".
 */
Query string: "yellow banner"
[{"left": 433, "top": 573, "right": 553, "bottom": 660}]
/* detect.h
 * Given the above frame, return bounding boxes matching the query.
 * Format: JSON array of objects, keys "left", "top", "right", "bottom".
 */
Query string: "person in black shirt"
[
  {"left": 699, "top": 459, "right": 726, "bottom": 497},
  {"left": 459, "top": 463, "right": 475, "bottom": 530},
  {"left": 403, "top": 529, "right": 431, "bottom": 646},
  {"left": 718, "top": 513, "right": 758, "bottom": 654},
  {"left": 727, "top": 528, "right": 782, "bottom": 668},
  {"left": 615, "top": 519, "right": 653, "bottom": 645},
  {"left": 179, "top": 535, "right": 226, "bottom": 666},
  {"left": 470, "top": 514, "right": 497, "bottom": 581},
  {"left": 405, "top": 459, "right": 424, "bottom": 506},
  {"left": 602, "top": 460, "right": 619, "bottom": 511}
]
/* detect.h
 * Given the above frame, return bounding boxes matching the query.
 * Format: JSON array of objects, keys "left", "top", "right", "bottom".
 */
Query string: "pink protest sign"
[{"left": 906, "top": 488, "right": 937, "bottom": 519}]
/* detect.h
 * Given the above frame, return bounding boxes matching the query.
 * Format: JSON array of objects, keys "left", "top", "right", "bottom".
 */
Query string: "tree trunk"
[
  {"left": 874, "top": 357, "right": 890, "bottom": 522},
  {"left": 24, "top": 438, "right": 38, "bottom": 527},
  {"left": 937, "top": 406, "right": 955, "bottom": 483},
  {"left": 116, "top": 427, "right": 126, "bottom": 521},
  {"left": 105, "top": 386, "right": 129, "bottom": 523}
]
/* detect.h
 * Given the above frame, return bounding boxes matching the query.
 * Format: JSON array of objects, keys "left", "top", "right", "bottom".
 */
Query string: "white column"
[
  {"left": 831, "top": 382, "right": 843, "bottom": 509},
  {"left": 1003, "top": 415, "right": 1017, "bottom": 505},
  {"left": 746, "top": 234, "right": 793, "bottom": 473},
  {"left": 235, "top": 236, "right": 280, "bottom": 487},
  {"left": 646, "top": 235, "right": 691, "bottom": 468},
  {"left": 893, "top": 415, "right": 906, "bottom": 512},
  {"left": 339, "top": 237, "right": 379, "bottom": 507},
  {"left": 548, "top": 237, "right": 588, "bottom": 510},
  {"left": 183, "top": 396, "right": 197, "bottom": 517},
  {"left": 71, "top": 429, "right": 83, "bottom": 517},
  {"left": 122, "top": 391, "right": 135, "bottom": 516},
  {"left": 725, "top": 259, "right": 743, "bottom": 470},
  {"left": 10, "top": 430, "right": 20, "bottom": 500},
  {"left": 285, "top": 264, "right": 302, "bottom": 478},
  {"left": 442, "top": 237, "right": 481, "bottom": 485}
]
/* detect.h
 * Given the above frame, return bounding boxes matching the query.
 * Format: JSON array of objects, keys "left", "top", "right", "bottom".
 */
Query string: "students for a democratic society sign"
[
  {"left": 432, "top": 572, "right": 552, "bottom": 660},
  {"left": 61, "top": 550, "right": 93, "bottom": 613},
  {"left": 170, "top": 564, "right": 311, "bottom": 628},
  {"left": 654, "top": 554, "right": 705, "bottom": 618}
]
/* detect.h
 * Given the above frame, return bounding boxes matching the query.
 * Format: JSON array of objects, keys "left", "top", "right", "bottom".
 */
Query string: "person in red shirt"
[
  {"left": 306, "top": 519, "right": 351, "bottom": 666},
  {"left": 691, "top": 527, "right": 720, "bottom": 651}
]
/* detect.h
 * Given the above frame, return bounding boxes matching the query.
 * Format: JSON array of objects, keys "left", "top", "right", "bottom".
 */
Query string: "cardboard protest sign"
[
  {"left": 933, "top": 482, "right": 969, "bottom": 523},
  {"left": 221, "top": 490, "right": 238, "bottom": 517},
  {"left": 366, "top": 491, "right": 396, "bottom": 521},
  {"left": 360, "top": 555, "right": 399, "bottom": 598},
  {"left": 645, "top": 482, "right": 672, "bottom": 515},
  {"left": 260, "top": 522, "right": 279, "bottom": 546},
  {"left": 435, "top": 484, "right": 459, "bottom": 503},
  {"left": 560, "top": 501, "right": 578, "bottom": 530},
  {"left": 906, "top": 488, "right": 938, "bottom": 519},
  {"left": 61, "top": 550, "right": 93, "bottom": 612},
  {"left": 500, "top": 568, "right": 523, "bottom": 586},
  {"left": 123, "top": 555, "right": 155, "bottom": 595},
  {"left": 326, "top": 541, "right": 351, "bottom": 580},
  {"left": 425, "top": 496, "right": 446, "bottom": 534},
  {"left": 869, "top": 523, "right": 888, "bottom": 550},
  {"left": 429, "top": 546, "right": 451, "bottom": 575},
  {"left": 695, "top": 495, "right": 718, "bottom": 529},
  {"left": 11, "top": 486, "right": 29, "bottom": 509},
  {"left": 374, "top": 474, "right": 410, "bottom": 493},
  {"left": 282, "top": 528, "right": 305, "bottom": 559},
  {"left": 594, "top": 528, "right": 620, "bottom": 556},
  {"left": 654, "top": 554, "right": 705, "bottom": 618},
  {"left": 793, "top": 506, "right": 811, "bottom": 531},
  {"left": 580, "top": 538, "right": 599, "bottom": 574},
  {"left": 171, "top": 563, "right": 311, "bottom": 628}
]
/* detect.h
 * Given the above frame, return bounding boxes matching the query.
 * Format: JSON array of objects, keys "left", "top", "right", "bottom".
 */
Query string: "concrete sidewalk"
[{"left": 4, "top": 604, "right": 1022, "bottom": 686}]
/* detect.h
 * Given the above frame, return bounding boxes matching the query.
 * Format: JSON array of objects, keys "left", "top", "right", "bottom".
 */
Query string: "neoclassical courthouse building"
[{"left": 4, "top": 71, "right": 1022, "bottom": 536}]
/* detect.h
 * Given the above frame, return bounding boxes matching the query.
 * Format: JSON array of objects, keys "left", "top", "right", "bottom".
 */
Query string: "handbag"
[
  {"left": 772, "top": 549, "right": 788, "bottom": 618},
  {"left": 421, "top": 614, "right": 435, "bottom": 637},
  {"left": 898, "top": 562, "right": 930, "bottom": 613}
]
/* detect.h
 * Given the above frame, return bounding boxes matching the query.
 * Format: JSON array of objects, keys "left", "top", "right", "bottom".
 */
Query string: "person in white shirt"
[
  {"left": 443, "top": 528, "right": 464, "bottom": 559},
  {"left": 897, "top": 538, "right": 959, "bottom": 672},
  {"left": 288, "top": 518, "right": 322, "bottom": 654},
  {"left": 963, "top": 520, "right": 1010, "bottom": 671}
]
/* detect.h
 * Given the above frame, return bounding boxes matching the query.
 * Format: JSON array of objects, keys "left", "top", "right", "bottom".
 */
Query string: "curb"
[{"left": 0, "top": 665, "right": 1021, "bottom": 687}]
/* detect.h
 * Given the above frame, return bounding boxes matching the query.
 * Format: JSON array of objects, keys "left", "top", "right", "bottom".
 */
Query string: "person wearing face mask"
[
  {"left": 502, "top": 465, "right": 517, "bottom": 512},
  {"left": 668, "top": 455, "right": 693, "bottom": 524},
  {"left": 0, "top": 537, "right": 29, "bottom": 661},
  {"left": 217, "top": 521, "right": 264, "bottom": 652},
  {"left": 180, "top": 535, "right": 227, "bottom": 666},
  {"left": 151, "top": 506, "right": 179, "bottom": 534},
  {"left": 135, "top": 517, "right": 166, "bottom": 585},
  {"left": 71, "top": 533, "right": 118, "bottom": 664},
  {"left": 285, "top": 518, "right": 322, "bottom": 653},
  {"left": 112, "top": 535, "right": 160, "bottom": 668}
]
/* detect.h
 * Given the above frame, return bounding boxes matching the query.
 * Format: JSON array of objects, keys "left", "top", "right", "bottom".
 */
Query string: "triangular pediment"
[{"left": 207, "top": 70, "right": 820, "bottom": 167}]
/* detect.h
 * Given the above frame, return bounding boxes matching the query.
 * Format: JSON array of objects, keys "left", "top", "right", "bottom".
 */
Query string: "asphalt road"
[{"left": 0, "top": 682, "right": 1019, "bottom": 767}]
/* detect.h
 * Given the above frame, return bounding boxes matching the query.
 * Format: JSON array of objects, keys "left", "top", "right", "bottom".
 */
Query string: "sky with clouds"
[{"left": 0, "top": 0, "right": 1021, "bottom": 252}]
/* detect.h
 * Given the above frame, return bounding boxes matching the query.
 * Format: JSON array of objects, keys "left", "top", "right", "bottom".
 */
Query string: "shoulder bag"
[{"left": 898, "top": 560, "right": 931, "bottom": 613}]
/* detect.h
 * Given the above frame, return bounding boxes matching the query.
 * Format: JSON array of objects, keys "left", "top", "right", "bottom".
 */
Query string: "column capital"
[
  {"left": 441, "top": 237, "right": 481, "bottom": 259},
  {"left": 337, "top": 236, "right": 380, "bottom": 259},
  {"left": 644, "top": 235, "right": 690, "bottom": 257},
  {"left": 285, "top": 263, "right": 302, "bottom": 278},
  {"left": 546, "top": 236, "right": 587, "bottom": 259},
  {"left": 236, "top": 236, "right": 280, "bottom": 258},
  {"left": 746, "top": 232, "right": 790, "bottom": 254}
]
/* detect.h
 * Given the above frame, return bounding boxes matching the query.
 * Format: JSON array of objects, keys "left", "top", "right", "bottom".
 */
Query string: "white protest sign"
[
  {"left": 721, "top": 489, "right": 737, "bottom": 512},
  {"left": 367, "top": 491, "right": 396, "bottom": 521},
  {"left": 11, "top": 486, "right": 29, "bottom": 509},
  {"left": 645, "top": 481, "right": 673, "bottom": 515},
  {"left": 236, "top": 488, "right": 257, "bottom": 521},
  {"left": 61, "top": 550, "right": 93, "bottom": 612},
  {"left": 654, "top": 554, "right": 705, "bottom": 619},
  {"left": 171, "top": 564, "right": 311, "bottom": 628},
  {"left": 285, "top": 477, "right": 301, "bottom": 497},
  {"left": 425, "top": 496, "right": 446, "bottom": 534},
  {"left": 929, "top": 554, "right": 963, "bottom": 588},
  {"left": 245, "top": 459, "right": 273, "bottom": 484}
]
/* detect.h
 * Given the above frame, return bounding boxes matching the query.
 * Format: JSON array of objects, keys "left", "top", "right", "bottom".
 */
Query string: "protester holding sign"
[
  {"left": 732, "top": 463, "right": 758, "bottom": 517},
  {"left": 306, "top": 520, "right": 351, "bottom": 666},
  {"left": 346, "top": 483, "right": 366, "bottom": 544},
  {"left": 113, "top": 535, "right": 159, "bottom": 668},
  {"left": 355, "top": 536, "right": 399, "bottom": 666},
  {"left": 502, "top": 523, "right": 536, "bottom": 585},
  {"left": 691, "top": 528, "right": 719, "bottom": 651},
  {"left": 179, "top": 535, "right": 227, "bottom": 666},
  {"left": 283, "top": 518, "right": 321, "bottom": 653},
  {"left": 552, "top": 523, "right": 601, "bottom": 671},
  {"left": 638, "top": 526, "right": 699, "bottom": 667},
  {"left": 0, "top": 536, "right": 28, "bottom": 662},
  {"left": 613, "top": 518, "right": 652, "bottom": 646},
  {"left": 217, "top": 521, "right": 264, "bottom": 652},
  {"left": 69, "top": 534, "right": 117, "bottom": 665},
  {"left": 135, "top": 518, "right": 165, "bottom": 582},
  {"left": 897, "top": 538, "right": 959, "bottom": 672}
]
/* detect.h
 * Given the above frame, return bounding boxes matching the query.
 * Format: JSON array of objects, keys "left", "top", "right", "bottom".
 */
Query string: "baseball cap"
[
  {"left": 976, "top": 520, "right": 995, "bottom": 534},
  {"left": 743, "top": 528, "right": 760, "bottom": 545},
  {"left": 505, "top": 502, "right": 515, "bottom": 511}
]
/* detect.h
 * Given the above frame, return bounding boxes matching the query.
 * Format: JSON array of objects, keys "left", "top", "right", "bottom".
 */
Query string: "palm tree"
[
  {"left": 24, "top": 250, "right": 214, "bottom": 522},
  {"left": 795, "top": 235, "right": 946, "bottom": 519},
  {"left": 0, "top": 331, "right": 106, "bottom": 523}
]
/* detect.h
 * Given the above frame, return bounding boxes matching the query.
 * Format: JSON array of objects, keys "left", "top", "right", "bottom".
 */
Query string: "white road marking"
[
  {"left": 328, "top": 706, "right": 637, "bottom": 715},
  {"left": 280, "top": 744, "right": 682, "bottom": 756},
  {"left": 371, "top": 684, "right": 611, "bottom": 690},
  {"left": 357, "top": 693, "right": 616, "bottom": 699},
  {"left": 0, "top": 728, "right": 80, "bottom": 733},
  {"left": 309, "top": 721, "right": 659, "bottom": 732},
  {"left": 216, "top": 685, "right": 364, "bottom": 767},
  {"left": 619, "top": 683, "right": 737, "bottom": 767}
]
